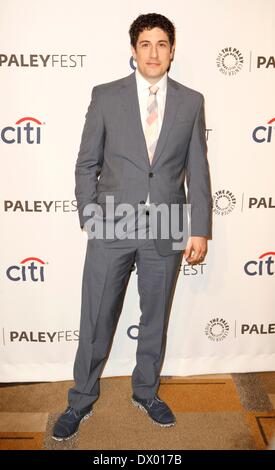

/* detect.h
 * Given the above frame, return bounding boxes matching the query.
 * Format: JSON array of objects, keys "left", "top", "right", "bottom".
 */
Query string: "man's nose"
[{"left": 150, "top": 46, "right": 158, "bottom": 57}]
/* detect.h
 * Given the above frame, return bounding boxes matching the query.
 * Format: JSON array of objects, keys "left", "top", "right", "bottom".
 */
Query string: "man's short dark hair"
[{"left": 129, "top": 13, "right": 175, "bottom": 50}]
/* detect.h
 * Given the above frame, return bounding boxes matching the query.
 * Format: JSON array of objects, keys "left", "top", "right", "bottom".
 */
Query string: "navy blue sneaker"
[
  {"left": 52, "top": 405, "right": 93, "bottom": 441},
  {"left": 131, "top": 394, "right": 176, "bottom": 427}
]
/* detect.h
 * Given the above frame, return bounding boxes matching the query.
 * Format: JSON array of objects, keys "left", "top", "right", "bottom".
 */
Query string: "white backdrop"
[{"left": 1, "top": 0, "right": 274, "bottom": 382}]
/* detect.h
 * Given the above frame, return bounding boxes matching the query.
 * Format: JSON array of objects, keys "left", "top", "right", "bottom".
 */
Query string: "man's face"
[{"left": 131, "top": 27, "right": 175, "bottom": 84}]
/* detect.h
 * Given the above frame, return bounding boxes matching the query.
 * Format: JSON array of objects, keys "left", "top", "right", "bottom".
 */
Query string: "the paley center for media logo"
[
  {"left": 205, "top": 318, "right": 230, "bottom": 342},
  {"left": 216, "top": 47, "right": 275, "bottom": 74},
  {"left": 216, "top": 47, "right": 244, "bottom": 75},
  {"left": 212, "top": 190, "right": 236, "bottom": 216}
]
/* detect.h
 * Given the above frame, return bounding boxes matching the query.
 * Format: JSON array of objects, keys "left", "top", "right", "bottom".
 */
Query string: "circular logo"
[
  {"left": 216, "top": 47, "right": 244, "bottom": 75},
  {"left": 205, "top": 318, "right": 230, "bottom": 342},
  {"left": 212, "top": 190, "right": 236, "bottom": 215}
]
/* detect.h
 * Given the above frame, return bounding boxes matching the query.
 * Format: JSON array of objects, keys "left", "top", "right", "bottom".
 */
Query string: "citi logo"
[
  {"left": 6, "top": 257, "right": 47, "bottom": 282},
  {"left": 252, "top": 117, "right": 275, "bottom": 143},
  {"left": 244, "top": 251, "right": 275, "bottom": 276},
  {"left": 0, "top": 117, "right": 44, "bottom": 144}
]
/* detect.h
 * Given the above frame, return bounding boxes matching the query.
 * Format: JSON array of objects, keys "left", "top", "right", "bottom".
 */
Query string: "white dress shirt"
[{"left": 135, "top": 67, "right": 167, "bottom": 205}]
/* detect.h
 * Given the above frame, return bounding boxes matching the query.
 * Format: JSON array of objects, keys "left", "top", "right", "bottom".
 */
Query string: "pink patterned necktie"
[{"left": 144, "top": 84, "right": 159, "bottom": 165}]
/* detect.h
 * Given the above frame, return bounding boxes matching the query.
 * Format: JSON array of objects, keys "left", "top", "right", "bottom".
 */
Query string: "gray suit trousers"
[{"left": 68, "top": 214, "right": 183, "bottom": 411}]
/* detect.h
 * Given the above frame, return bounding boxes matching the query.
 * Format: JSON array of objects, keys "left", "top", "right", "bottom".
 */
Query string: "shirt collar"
[{"left": 135, "top": 67, "right": 167, "bottom": 94}]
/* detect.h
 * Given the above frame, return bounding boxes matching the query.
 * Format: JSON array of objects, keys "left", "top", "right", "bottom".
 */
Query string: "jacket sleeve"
[
  {"left": 185, "top": 95, "right": 212, "bottom": 238},
  {"left": 75, "top": 86, "right": 105, "bottom": 229}
]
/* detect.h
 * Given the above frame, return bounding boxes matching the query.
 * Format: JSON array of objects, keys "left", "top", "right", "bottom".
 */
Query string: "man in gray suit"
[{"left": 52, "top": 13, "right": 212, "bottom": 441}]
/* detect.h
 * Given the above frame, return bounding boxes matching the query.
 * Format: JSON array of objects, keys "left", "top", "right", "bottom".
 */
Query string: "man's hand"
[{"left": 184, "top": 236, "right": 208, "bottom": 265}]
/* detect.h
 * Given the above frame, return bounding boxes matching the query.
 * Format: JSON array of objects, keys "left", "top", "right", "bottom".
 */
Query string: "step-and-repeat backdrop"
[{"left": 1, "top": 0, "right": 274, "bottom": 381}]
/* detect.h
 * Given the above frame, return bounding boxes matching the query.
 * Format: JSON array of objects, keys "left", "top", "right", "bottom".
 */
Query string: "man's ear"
[
  {"left": 131, "top": 45, "right": 137, "bottom": 61},
  {"left": 170, "top": 43, "right": 175, "bottom": 60}
]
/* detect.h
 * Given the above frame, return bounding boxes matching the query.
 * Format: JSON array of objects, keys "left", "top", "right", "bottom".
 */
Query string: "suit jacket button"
[{"left": 149, "top": 172, "right": 154, "bottom": 177}]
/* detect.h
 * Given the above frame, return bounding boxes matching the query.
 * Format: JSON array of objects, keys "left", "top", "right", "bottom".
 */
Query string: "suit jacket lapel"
[
  {"left": 119, "top": 72, "right": 149, "bottom": 168},
  {"left": 152, "top": 75, "right": 179, "bottom": 167},
  {"left": 119, "top": 71, "right": 180, "bottom": 169}
]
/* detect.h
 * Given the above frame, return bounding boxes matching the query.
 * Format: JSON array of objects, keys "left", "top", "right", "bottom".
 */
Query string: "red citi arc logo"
[
  {"left": 0, "top": 116, "right": 43, "bottom": 144},
  {"left": 6, "top": 257, "right": 47, "bottom": 282}
]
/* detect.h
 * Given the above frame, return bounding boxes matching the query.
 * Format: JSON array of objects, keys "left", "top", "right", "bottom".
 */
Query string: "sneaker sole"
[
  {"left": 51, "top": 409, "right": 94, "bottom": 441},
  {"left": 131, "top": 398, "right": 176, "bottom": 428}
]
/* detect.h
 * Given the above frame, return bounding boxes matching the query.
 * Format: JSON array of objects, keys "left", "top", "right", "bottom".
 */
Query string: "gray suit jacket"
[{"left": 75, "top": 71, "right": 212, "bottom": 256}]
